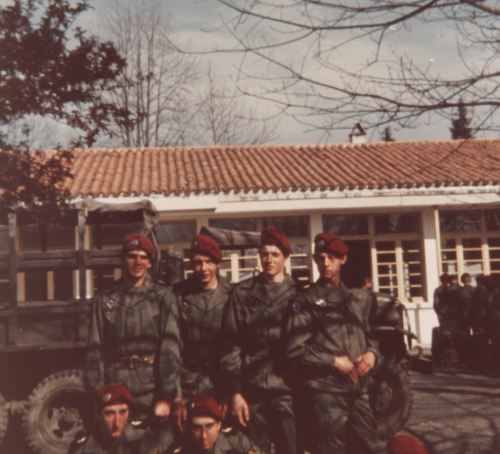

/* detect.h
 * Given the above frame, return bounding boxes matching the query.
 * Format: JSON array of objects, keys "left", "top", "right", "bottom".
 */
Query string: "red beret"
[
  {"left": 191, "top": 234, "right": 222, "bottom": 264},
  {"left": 388, "top": 433, "right": 428, "bottom": 454},
  {"left": 188, "top": 394, "right": 223, "bottom": 421},
  {"left": 260, "top": 227, "right": 292, "bottom": 257},
  {"left": 122, "top": 233, "right": 155, "bottom": 261},
  {"left": 314, "top": 232, "right": 348, "bottom": 257},
  {"left": 96, "top": 384, "right": 133, "bottom": 408}
]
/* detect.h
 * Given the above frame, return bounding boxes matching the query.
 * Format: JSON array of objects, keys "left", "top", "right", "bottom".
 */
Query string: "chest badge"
[
  {"left": 314, "top": 298, "right": 326, "bottom": 307},
  {"left": 104, "top": 296, "right": 120, "bottom": 322}
]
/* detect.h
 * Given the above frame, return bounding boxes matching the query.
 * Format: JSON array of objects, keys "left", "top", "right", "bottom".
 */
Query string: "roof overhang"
[{"left": 72, "top": 185, "right": 500, "bottom": 218}]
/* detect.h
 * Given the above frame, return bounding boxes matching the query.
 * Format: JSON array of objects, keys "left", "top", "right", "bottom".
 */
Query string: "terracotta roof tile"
[{"left": 67, "top": 139, "right": 500, "bottom": 198}]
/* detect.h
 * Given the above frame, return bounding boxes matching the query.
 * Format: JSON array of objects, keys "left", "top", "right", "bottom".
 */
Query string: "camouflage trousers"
[
  {"left": 244, "top": 391, "right": 298, "bottom": 454},
  {"left": 309, "top": 390, "right": 386, "bottom": 454}
]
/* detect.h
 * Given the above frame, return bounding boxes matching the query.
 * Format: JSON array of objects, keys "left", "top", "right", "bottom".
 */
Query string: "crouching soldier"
[
  {"left": 284, "top": 232, "right": 385, "bottom": 454},
  {"left": 168, "top": 394, "right": 260, "bottom": 454},
  {"left": 70, "top": 384, "right": 136, "bottom": 453},
  {"left": 220, "top": 227, "right": 298, "bottom": 454},
  {"left": 85, "top": 233, "right": 181, "bottom": 426}
]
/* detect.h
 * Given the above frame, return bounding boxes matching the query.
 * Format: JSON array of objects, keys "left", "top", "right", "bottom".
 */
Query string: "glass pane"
[
  {"left": 95, "top": 224, "right": 143, "bottom": 247},
  {"left": 46, "top": 226, "right": 75, "bottom": 250},
  {"left": 263, "top": 216, "right": 308, "bottom": 237},
  {"left": 485, "top": 211, "right": 500, "bottom": 231},
  {"left": 488, "top": 237, "right": 500, "bottom": 248},
  {"left": 463, "top": 262, "right": 483, "bottom": 276},
  {"left": 157, "top": 222, "right": 196, "bottom": 244},
  {"left": 440, "top": 211, "right": 481, "bottom": 233},
  {"left": 376, "top": 241, "right": 395, "bottom": 251},
  {"left": 25, "top": 270, "right": 47, "bottom": 301},
  {"left": 20, "top": 225, "right": 42, "bottom": 251},
  {"left": 464, "top": 250, "right": 482, "bottom": 260},
  {"left": 441, "top": 239, "right": 456, "bottom": 249},
  {"left": 209, "top": 218, "right": 257, "bottom": 232},
  {"left": 290, "top": 243, "right": 310, "bottom": 267},
  {"left": 54, "top": 269, "right": 74, "bottom": 300},
  {"left": 462, "top": 238, "right": 481, "bottom": 248},
  {"left": 374, "top": 213, "right": 420, "bottom": 234},
  {"left": 322, "top": 214, "right": 368, "bottom": 235},
  {"left": 442, "top": 262, "right": 458, "bottom": 274},
  {"left": 0, "top": 228, "right": 8, "bottom": 251}
]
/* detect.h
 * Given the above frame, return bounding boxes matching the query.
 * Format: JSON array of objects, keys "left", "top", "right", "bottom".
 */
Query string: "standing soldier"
[
  {"left": 220, "top": 227, "right": 298, "bottom": 454},
  {"left": 85, "top": 233, "right": 181, "bottom": 424},
  {"left": 172, "top": 234, "right": 232, "bottom": 428},
  {"left": 284, "top": 232, "right": 385, "bottom": 454}
]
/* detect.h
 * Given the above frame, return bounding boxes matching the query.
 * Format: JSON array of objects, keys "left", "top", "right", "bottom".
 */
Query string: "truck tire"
[
  {"left": 370, "top": 362, "right": 412, "bottom": 439},
  {"left": 0, "top": 392, "right": 8, "bottom": 447},
  {"left": 23, "top": 369, "right": 87, "bottom": 454}
]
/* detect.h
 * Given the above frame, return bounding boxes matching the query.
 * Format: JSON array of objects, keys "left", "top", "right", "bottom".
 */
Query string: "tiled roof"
[{"left": 68, "top": 139, "right": 500, "bottom": 197}]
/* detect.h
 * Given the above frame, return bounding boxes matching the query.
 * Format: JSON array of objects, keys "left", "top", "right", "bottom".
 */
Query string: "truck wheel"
[
  {"left": 23, "top": 370, "right": 88, "bottom": 454},
  {"left": 370, "top": 362, "right": 412, "bottom": 439},
  {"left": 0, "top": 392, "right": 8, "bottom": 447}
]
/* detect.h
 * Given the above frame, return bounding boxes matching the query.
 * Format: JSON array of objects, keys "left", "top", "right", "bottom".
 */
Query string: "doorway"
[{"left": 342, "top": 240, "right": 371, "bottom": 288}]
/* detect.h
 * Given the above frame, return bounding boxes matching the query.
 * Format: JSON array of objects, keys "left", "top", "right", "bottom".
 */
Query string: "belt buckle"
[{"left": 128, "top": 355, "right": 140, "bottom": 369}]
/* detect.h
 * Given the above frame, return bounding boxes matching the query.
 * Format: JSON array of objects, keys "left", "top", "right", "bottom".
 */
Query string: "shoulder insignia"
[
  {"left": 314, "top": 298, "right": 326, "bottom": 307},
  {"left": 222, "top": 426, "right": 234, "bottom": 434},
  {"left": 173, "top": 447, "right": 183, "bottom": 454}
]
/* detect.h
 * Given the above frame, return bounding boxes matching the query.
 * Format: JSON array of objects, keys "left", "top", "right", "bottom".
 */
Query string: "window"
[
  {"left": 439, "top": 210, "right": 500, "bottom": 280},
  {"left": 209, "top": 218, "right": 257, "bottom": 232},
  {"left": 93, "top": 223, "right": 143, "bottom": 248},
  {"left": 323, "top": 214, "right": 368, "bottom": 235},
  {"left": 323, "top": 212, "right": 424, "bottom": 301},
  {"left": 262, "top": 216, "right": 309, "bottom": 237}
]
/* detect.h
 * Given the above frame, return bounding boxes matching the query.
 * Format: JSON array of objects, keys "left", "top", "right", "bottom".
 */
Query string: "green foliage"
[{"left": 0, "top": 0, "right": 127, "bottom": 216}]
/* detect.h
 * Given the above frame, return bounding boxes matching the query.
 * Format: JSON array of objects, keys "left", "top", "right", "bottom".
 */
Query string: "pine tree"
[
  {"left": 382, "top": 126, "right": 395, "bottom": 142},
  {"left": 450, "top": 100, "right": 473, "bottom": 139}
]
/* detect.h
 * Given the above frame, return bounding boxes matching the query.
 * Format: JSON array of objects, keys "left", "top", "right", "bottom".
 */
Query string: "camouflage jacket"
[
  {"left": 284, "top": 282, "right": 380, "bottom": 393},
  {"left": 69, "top": 433, "right": 136, "bottom": 454},
  {"left": 85, "top": 274, "right": 181, "bottom": 403},
  {"left": 173, "top": 276, "right": 232, "bottom": 398},
  {"left": 167, "top": 431, "right": 259, "bottom": 454},
  {"left": 220, "top": 274, "right": 296, "bottom": 394}
]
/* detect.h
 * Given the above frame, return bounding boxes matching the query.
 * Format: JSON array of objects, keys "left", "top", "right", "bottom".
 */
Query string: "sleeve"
[
  {"left": 84, "top": 295, "right": 105, "bottom": 391},
  {"left": 219, "top": 288, "right": 243, "bottom": 394},
  {"left": 157, "top": 287, "right": 182, "bottom": 402},
  {"left": 284, "top": 295, "right": 335, "bottom": 373},
  {"left": 363, "top": 292, "right": 382, "bottom": 362}
]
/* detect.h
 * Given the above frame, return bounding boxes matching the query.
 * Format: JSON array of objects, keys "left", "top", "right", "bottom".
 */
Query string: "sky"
[{"left": 5, "top": 0, "right": 499, "bottom": 147}]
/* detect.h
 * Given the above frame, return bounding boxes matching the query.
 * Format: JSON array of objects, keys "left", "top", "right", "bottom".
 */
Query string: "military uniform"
[
  {"left": 166, "top": 431, "right": 259, "bottom": 454},
  {"left": 85, "top": 274, "right": 181, "bottom": 410},
  {"left": 284, "top": 282, "right": 385, "bottom": 454},
  {"left": 220, "top": 274, "right": 297, "bottom": 454},
  {"left": 173, "top": 276, "right": 232, "bottom": 399},
  {"left": 69, "top": 433, "right": 137, "bottom": 454}
]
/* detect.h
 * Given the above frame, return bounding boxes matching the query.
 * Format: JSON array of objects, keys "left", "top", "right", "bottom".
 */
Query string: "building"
[{"left": 5, "top": 138, "right": 500, "bottom": 346}]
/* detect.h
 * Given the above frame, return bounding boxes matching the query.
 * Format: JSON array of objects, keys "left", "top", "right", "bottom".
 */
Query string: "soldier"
[
  {"left": 166, "top": 394, "right": 260, "bottom": 454},
  {"left": 284, "top": 232, "right": 385, "bottom": 454},
  {"left": 171, "top": 234, "right": 232, "bottom": 428},
  {"left": 220, "top": 227, "right": 298, "bottom": 454},
  {"left": 433, "top": 273, "right": 451, "bottom": 326},
  {"left": 70, "top": 384, "right": 136, "bottom": 453},
  {"left": 85, "top": 233, "right": 181, "bottom": 424}
]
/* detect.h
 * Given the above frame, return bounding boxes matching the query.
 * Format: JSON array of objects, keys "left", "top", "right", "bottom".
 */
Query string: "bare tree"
[
  {"left": 215, "top": 1, "right": 500, "bottom": 137},
  {"left": 96, "top": 0, "right": 199, "bottom": 147},
  {"left": 191, "top": 67, "right": 277, "bottom": 145}
]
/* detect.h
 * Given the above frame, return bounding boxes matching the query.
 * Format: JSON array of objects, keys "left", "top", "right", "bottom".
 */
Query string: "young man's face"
[
  {"left": 189, "top": 416, "right": 221, "bottom": 450},
  {"left": 122, "top": 249, "right": 151, "bottom": 283},
  {"left": 98, "top": 403, "right": 129, "bottom": 442},
  {"left": 314, "top": 252, "right": 347, "bottom": 284},
  {"left": 259, "top": 244, "right": 286, "bottom": 279},
  {"left": 192, "top": 254, "right": 219, "bottom": 288}
]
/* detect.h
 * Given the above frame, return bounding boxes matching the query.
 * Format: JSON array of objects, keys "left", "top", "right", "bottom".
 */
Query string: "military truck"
[{"left": 0, "top": 207, "right": 424, "bottom": 453}]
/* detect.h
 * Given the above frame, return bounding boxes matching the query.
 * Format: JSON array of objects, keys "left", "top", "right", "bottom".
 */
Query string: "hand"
[
  {"left": 355, "top": 351, "right": 376, "bottom": 377},
  {"left": 232, "top": 393, "right": 250, "bottom": 427},
  {"left": 171, "top": 398, "right": 187, "bottom": 432},
  {"left": 333, "top": 355, "right": 358, "bottom": 383},
  {"left": 153, "top": 399, "right": 171, "bottom": 419}
]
